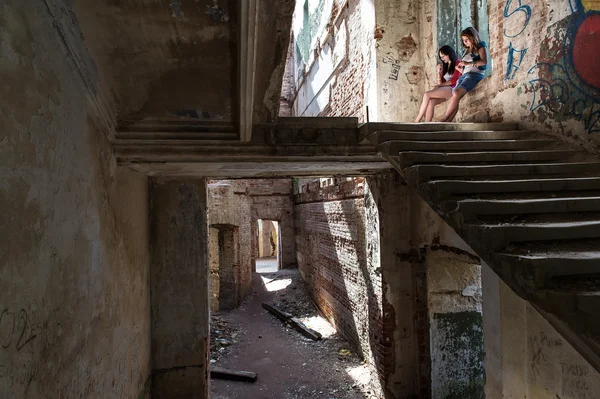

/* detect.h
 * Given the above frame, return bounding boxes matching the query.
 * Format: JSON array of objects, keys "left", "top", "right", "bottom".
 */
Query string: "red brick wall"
[
  {"left": 279, "top": 34, "right": 296, "bottom": 117},
  {"left": 319, "top": 1, "right": 367, "bottom": 121},
  {"left": 294, "top": 177, "right": 388, "bottom": 392},
  {"left": 208, "top": 179, "right": 295, "bottom": 307}
]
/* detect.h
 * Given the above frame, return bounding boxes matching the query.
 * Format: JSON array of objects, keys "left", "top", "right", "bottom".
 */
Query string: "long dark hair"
[
  {"left": 439, "top": 45, "right": 458, "bottom": 77},
  {"left": 460, "top": 27, "right": 482, "bottom": 54}
]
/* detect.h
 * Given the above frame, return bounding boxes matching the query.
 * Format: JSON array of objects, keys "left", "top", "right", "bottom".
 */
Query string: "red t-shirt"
[{"left": 440, "top": 60, "right": 462, "bottom": 88}]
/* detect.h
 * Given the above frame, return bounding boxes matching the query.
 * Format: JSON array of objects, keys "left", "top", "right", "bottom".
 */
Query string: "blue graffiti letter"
[
  {"left": 504, "top": 0, "right": 532, "bottom": 38},
  {"left": 506, "top": 43, "right": 528, "bottom": 80}
]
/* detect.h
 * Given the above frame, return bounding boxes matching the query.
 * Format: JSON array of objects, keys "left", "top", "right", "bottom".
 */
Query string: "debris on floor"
[
  {"left": 211, "top": 270, "right": 383, "bottom": 399},
  {"left": 210, "top": 314, "right": 240, "bottom": 362}
]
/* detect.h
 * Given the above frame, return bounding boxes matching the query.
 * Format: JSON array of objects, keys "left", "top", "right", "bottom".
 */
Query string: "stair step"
[
  {"left": 395, "top": 150, "right": 574, "bottom": 167},
  {"left": 370, "top": 130, "right": 534, "bottom": 144},
  {"left": 449, "top": 196, "right": 600, "bottom": 221},
  {"left": 406, "top": 162, "right": 600, "bottom": 182},
  {"left": 380, "top": 139, "right": 555, "bottom": 153},
  {"left": 362, "top": 123, "right": 521, "bottom": 140},
  {"left": 497, "top": 251, "right": 600, "bottom": 283},
  {"left": 464, "top": 218, "right": 600, "bottom": 250},
  {"left": 536, "top": 289, "right": 600, "bottom": 336},
  {"left": 422, "top": 177, "right": 600, "bottom": 200}
]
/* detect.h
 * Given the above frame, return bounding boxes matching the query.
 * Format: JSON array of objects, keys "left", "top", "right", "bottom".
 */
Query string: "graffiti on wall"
[
  {"left": 524, "top": 0, "right": 600, "bottom": 134},
  {"left": 504, "top": 0, "right": 531, "bottom": 80}
]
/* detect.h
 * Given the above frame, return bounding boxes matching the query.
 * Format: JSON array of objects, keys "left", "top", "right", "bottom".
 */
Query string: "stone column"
[
  {"left": 367, "top": 172, "right": 421, "bottom": 398},
  {"left": 150, "top": 179, "right": 209, "bottom": 399}
]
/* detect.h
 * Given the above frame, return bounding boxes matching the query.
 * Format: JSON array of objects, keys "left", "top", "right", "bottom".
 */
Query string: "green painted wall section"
[{"left": 431, "top": 311, "right": 485, "bottom": 399}]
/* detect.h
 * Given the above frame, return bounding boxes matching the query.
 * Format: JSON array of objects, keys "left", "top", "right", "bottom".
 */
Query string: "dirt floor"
[{"left": 210, "top": 266, "right": 380, "bottom": 399}]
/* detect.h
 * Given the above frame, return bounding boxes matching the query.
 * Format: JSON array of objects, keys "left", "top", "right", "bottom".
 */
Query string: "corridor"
[{"left": 210, "top": 270, "right": 377, "bottom": 399}]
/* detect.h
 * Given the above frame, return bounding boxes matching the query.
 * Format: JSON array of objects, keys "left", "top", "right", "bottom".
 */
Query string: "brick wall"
[
  {"left": 280, "top": 34, "right": 296, "bottom": 117},
  {"left": 245, "top": 179, "right": 296, "bottom": 269},
  {"left": 208, "top": 181, "right": 252, "bottom": 308},
  {"left": 209, "top": 227, "right": 220, "bottom": 311},
  {"left": 208, "top": 179, "right": 296, "bottom": 309},
  {"left": 319, "top": 0, "right": 367, "bottom": 121},
  {"left": 295, "top": 177, "right": 391, "bottom": 397},
  {"left": 418, "top": 0, "right": 600, "bottom": 152},
  {"left": 285, "top": 0, "right": 374, "bottom": 121}
]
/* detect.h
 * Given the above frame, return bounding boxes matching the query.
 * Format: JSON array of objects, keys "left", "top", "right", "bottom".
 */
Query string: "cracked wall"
[{"left": 0, "top": 1, "right": 151, "bottom": 397}]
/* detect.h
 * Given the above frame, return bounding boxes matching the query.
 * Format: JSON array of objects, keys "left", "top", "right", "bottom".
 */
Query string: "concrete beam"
[
  {"left": 239, "top": 0, "right": 260, "bottom": 142},
  {"left": 126, "top": 161, "right": 391, "bottom": 178}
]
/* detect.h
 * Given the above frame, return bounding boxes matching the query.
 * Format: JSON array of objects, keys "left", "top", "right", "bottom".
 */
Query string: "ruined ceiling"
[{"left": 72, "top": 0, "right": 294, "bottom": 137}]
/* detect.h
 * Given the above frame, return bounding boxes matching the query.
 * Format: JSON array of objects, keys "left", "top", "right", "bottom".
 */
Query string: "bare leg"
[
  {"left": 425, "top": 98, "right": 446, "bottom": 122},
  {"left": 439, "top": 88, "right": 466, "bottom": 122},
  {"left": 415, "top": 86, "right": 452, "bottom": 122},
  {"left": 415, "top": 92, "right": 431, "bottom": 122}
]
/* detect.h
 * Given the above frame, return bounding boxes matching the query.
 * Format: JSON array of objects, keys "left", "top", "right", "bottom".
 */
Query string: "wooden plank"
[
  {"left": 262, "top": 302, "right": 322, "bottom": 341},
  {"left": 210, "top": 367, "right": 258, "bottom": 383},
  {"left": 261, "top": 302, "right": 292, "bottom": 322},
  {"left": 289, "top": 317, "right": 322, "bottom": 341}
]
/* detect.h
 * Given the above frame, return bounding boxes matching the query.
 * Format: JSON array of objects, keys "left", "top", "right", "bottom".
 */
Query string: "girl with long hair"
[
  {"left": 414, "top": 45, "right": 462, "bottom": 122},
  {"left": 439, "top": 27, "right": 488, "bottom": 122}
]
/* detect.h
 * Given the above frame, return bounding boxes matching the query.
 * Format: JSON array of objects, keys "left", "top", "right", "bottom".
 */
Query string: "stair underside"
[{"left": 370, "top": 126, "right": 600, "bottom": 356}]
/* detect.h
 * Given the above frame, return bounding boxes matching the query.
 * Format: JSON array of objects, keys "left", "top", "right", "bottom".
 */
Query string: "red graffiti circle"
[{"left": 573, "top": 13, "right": 600, "bottom": 89}]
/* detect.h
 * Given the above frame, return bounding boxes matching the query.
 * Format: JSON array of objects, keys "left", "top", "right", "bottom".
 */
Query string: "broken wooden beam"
[
  {"left": 210, "top": 367, "right": 258, "bottom": 383},
  {"left": 290, "top": 317, "right": 322, "bottom": 341},
  {"left": 261, "top": 302, "right": 322, "bottom": 341},
  {"left": 261, "top": 302, "right": 292, "bottom": 322}
]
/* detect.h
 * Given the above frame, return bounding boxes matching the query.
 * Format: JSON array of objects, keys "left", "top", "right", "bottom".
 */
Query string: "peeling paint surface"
[{"left": 431, "top": 312, "right": 485, "bottom": 399}]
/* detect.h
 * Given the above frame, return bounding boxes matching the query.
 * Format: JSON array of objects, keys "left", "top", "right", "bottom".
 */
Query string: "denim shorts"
[{"left": 454, "top": 72, "right": 484, "bottom": 93}]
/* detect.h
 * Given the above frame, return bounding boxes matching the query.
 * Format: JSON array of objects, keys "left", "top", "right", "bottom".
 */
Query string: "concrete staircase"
[{"left": 365, "top": 122, "right": 600, "bottom": 372}]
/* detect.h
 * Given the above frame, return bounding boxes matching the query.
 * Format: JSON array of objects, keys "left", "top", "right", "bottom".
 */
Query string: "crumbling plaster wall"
[
  {"left": 255, "top": 0, "right": 296, "bottom": 122},
  {"left": 375, "top": 0, "right": 423, "bottom": 122},
  {"left": 259, "top": 220, "right": 278, "bottom": 258},
  {"left": 420, "top": 0, "right": 600, "bottom": 152},
  {"left": 0, "top": 1, "right": 150, "bottom": 397},
  {"left": 209, "top": 227, "right": 221, "bottom": 311},
  {"left": 208, "top": 181, "right": 252, "bottom": 307},
  {"left": 287, "top": 0, "right": 377, "bottom": 121},
  {"left": 247, "top": 179, "right": 296, "bottom": 269},
  {"left": 483, "top": 266, "right": 600, "bottom": 399},
  {"left": 427, "top": 251, "right": 484, "bottom": 399},
  {"left": 208, "top": 179, "right": 295, "bottom": 307}
]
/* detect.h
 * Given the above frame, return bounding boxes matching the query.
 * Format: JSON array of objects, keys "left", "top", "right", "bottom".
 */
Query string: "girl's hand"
[
  {"left": 457, "top": 61, "right": 465, "bottom": 68},
  {"left": 436, "top": 64, "right": 442, "bottom": 73}
]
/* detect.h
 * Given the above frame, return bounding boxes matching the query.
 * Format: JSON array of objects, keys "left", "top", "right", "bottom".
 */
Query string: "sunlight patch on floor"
[
  {"left": 260, "top": 275, "right": 292, "bottom": 292},
  {"left": 345, "top": 362, "right": 383, "bottom": 399},
  {"left": 299, "top": 315, "right": 337, "bottom": 338}
]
